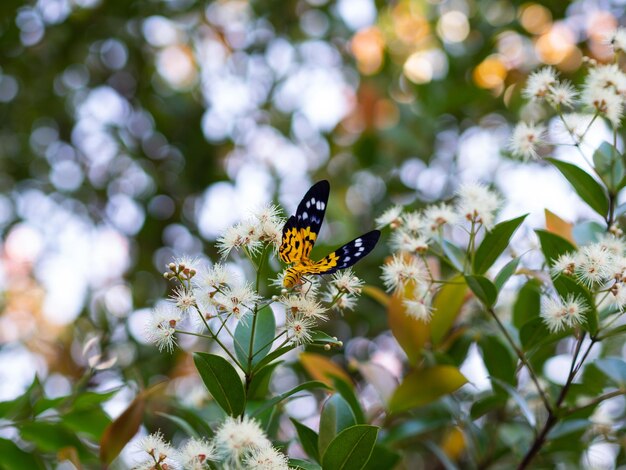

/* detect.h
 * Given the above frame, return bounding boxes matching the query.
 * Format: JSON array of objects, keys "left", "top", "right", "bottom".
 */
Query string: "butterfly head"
[{"left": 283, "top": 267, "right": 302, "bottom": 288}]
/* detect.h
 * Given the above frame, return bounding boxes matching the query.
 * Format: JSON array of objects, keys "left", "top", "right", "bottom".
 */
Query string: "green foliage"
[
  {"left": 321, "top": 425, "right": 379, "bottom": 470},
  {"left": 234, "top": 307, "right": 276, "bottom": 369},
  {"left": 193, "top": 352, "right": 246, "bottom": 417},
  {"left": 473, "top": 215, "right": 527, "bottom": 275}
]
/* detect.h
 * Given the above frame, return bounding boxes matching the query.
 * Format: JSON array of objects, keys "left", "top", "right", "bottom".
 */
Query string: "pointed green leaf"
[
  {"left": 234, "top": 307, "right": 276, "bottom": 369},
  {"left": 431, "top": 275, "right": 467, "bottom": 345},
  {"left": 513, "top": 279, "right": 541, "bottom": 329},
  {"left": 535, "top": 229, "right": 577, "bottom": 266},
  {"left": 248, "top": 361, "right": 282, "bottom": 400},
  {"left": 594, "top": 357, "right": 626, "bottom": 387},
  {"left": 322, "top": 425, "right": 379, "bottom": 470},
  {"left": 465, "top": 275, "right": 498, "bottom": 307},
  {"left": 593, "top": 141, "right": 624, "bottom": 191},
  {"left": 479, "top": 335, "right": 516, "bottom": 386},
  {"left": 547, "top": 158, "right": 609, "bottom": 217},
  {"left": 332, "top": 376, "right": 365, "bottom": 424},
  {"left": 319, "top": 394, "right": 356, "bottom": 458},
  {"left": 494, "top": 257, "right": 521, "bottom": 290},
  {"left": 474, "top": 215, "right": 527, "bottom": 274},
  {"left": 193, "top": 352, "right": 245, "bottom": 417},
  {"left": 290, "top": 418, "right": 320, "bottom": 463},
  {"left": 389, "top": 366, "right": 467, "bottom": 413}
]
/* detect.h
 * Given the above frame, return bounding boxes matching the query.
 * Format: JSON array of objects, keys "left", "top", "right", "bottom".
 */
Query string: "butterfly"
[{"left": 280, "top": 180, "right": 381, "bottom": 288}]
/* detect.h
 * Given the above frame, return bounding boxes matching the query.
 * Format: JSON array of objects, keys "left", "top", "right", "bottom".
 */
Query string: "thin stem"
[
  {"left": 487, "top": 308, "right": 552, "bottom": 413},
  {"left": 251, "top": 330, "right": 287, "bottom": 360},
  {"left": 194, "top": 305, "right": 245, "bottom": 371},
  {"left": 563, "top": 389, "right": 626, "bottom": 417}
]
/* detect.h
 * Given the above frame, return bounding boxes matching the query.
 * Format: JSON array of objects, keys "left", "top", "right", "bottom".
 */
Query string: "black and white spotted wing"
[
  {"left": 295, "top": 180, "right": 329, "bottom": 239},
  {"left": 307, "top": 230, "right": 381, "bottom": 275}
]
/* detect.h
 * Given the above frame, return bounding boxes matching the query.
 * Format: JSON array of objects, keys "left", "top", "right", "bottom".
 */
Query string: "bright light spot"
[
  {"left": 0, "top": 344, "right": 47, "bottom": 400},
  {"left": 50, "top": 160, "right": 84, "bottom": 192},
  {"left": 5, "top": 224, "right": 43, "bottom": 264},
  {"left": 473, "top": 56, "right": 507, "bottom": 89},
  {"left": 105, "top": 284, "right": 133, "bottom": 318},
  {"left": 142, "top": 16, "right": 179, "bottom": 47},
  {"left": 337, "top": 0, "right": 376, "bottom": 31},
  {"left": 157, "top": 45, "right": 197, "bottom": 89},
  {"left": 0, "top": 74, "right": 19, "bottom": 102},
  {"left": 535, "top": 23, "right": 575, "bottom": 65},
  {"left": 128, "top": 308, "right": 152, "bottom": 345},
  {"left": 351, "top": 27, "right": 385, "bottom": 75},
  {"left": 460, "top": 343, "right": 491, "bottom": 392},
  {"left": 519, "top": 3, "right": 552, "bottom": 35},
  {"left": 583, "top": 443, "right": 619, "bottom": 469},
  {"left": 403, "top": 50, "right": 448, "bottom": 85},
  {"left": 79, "top": 86, "right": 128, "bottom": 125},
  {"left": 437, "top": 11, "right": 470, "bottom": 43},
  {"left": 106, "top": 194, "right": 145, "bottom": 236}
]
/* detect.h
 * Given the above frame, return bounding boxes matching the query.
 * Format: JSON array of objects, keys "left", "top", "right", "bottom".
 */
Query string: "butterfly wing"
[
  {"left": 303, "top": 230, "right": 381, "bottom": 275},
  {"left": 279, "top": 216, "right": 303, "bottom": 263},
  {"left": 295, "top": 180, "right": 330, "bottom": 259}
]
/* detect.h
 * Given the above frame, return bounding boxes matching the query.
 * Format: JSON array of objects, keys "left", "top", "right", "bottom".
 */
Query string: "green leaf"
[
  {"left": 491, "top": 378, "right": 536, "bottom": 428},
  {"left": 519, "top": 317, "right": 567, "bottom": 351},
  {"left": 389, "top": 366, "right": 467, "bottom": 413},
  {"left": 470, "top": 395, "right": 507, "bottom": 419},
  {"left": 19, "top": 422, "right": 86, "bottom": 457},
  {"left": 318, "top": 394, "right": 357, "bottom": 458},
  {"left": 362, "top": 445, "right": 401, "bottom": 470},
  {"left": 441, "top": 240, "right": 466, "bottom": 272},
  {"left": 513, "top": 279, "right": 541, "bottom": 329},
  {"left": 332, "top": 376, "right": 365, "bottom": 424},
  {"left": 474, "top": 215, "right": 527, "bottom": 275},
  {"left": 479, "top": 336, "right": 516, "bottom": 386},
  {"left": 548, "top": 419, "right": 591, "bottom": 439},
  {"left": 193, "top": 352, "right": 245, "bottom": 417},
  {"left": 594, "top": 357, "right": 626, "bottom": 387},
  {"left": 62, "top": 407, "right": 111, "bottom": 440},
  {"left": 234, "top": 308, "right": 276, "bottom": 369},
  {"left": 593, "top": 141, "right": 624, "bottom": 192},
  {"left": 494, "top": 257, "right": 521, "bottom": 290},
  {"left": 290, "top": 418, "right": 320, "bottom": 463},
  {"left": 321, "top": 425, "right": 379, "bottom": 470},
  {"left": 430, "top": 275, "right": 467, "bottom": 346},
  {"left": 248, "top": 361, "right": 282, "bottom": 400},
  {"left": 252, "top": 345, "right": 295, "bottom": 373},
  {"left": 552, "top": 275, "right": 598, "bottom": 335},
  {"left": 156, "top": 412, "right": 200, "bottom": 439},
  {"left": 535, "top": 229, "right": 577, "bottom": 266},
  {"left": 289, "top": 459, "right": 322, "bottom": 470},
  {"left": 547, "top": 158, "right": 609, "bottom": 217},
  {"left": 250, "top": 381, "right": 330, "bottom": 418},
  {"left": 0, "top": 438, "right": 44, "bottom": 470},
  {"left": 465, "top": 275, "right": 497, "bottom": 307},
  {"left": 573, "top": 221, "right": 605, "bottom": 245}
]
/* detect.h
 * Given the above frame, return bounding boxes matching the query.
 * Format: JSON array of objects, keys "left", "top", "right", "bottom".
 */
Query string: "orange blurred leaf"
[
  {"left": 545, "top": 209, "right": 575, "bottom": 245},
  {"left": 362, "top": 285, "right": 390, "bottom": 307},
  {"left": 58, "top": 447, "right": 81, "bottom": 468},
  {"left": 388, "top": 290, "right": 429, "bottom": 365},
  {"left": 441, "top": 426, "right": 466, "bottom": 460},
  {"left": 99, "top": 395, "right": 145, "bottom": 465},
  {"left": 300, "top": 352, "right": 352, "bottom": 388}
]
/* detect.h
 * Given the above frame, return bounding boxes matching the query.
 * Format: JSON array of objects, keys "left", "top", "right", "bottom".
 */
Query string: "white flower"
[
  {"left": 146, "top": 304, "right": 182, "bottom": 352},
  {"left": 137, "top": 431, "right": 176, "bottom": 466},
  {"left": 376, "top": 205, "right": 403, "bottom": 229},
  {"left": 550, "top": 252, "right": 577, "bottom": 278},
  {"left": 170, "top": 286, "right": 196, "bottom": 313},
  {"left": 281, "top": 295, "right": 327, "bottom": 319},
  {"left": 610, "top": 282, "right": 626, "bottom": 311},
  {"left": 402, "top": 211, "right": 424, "bottom": 233},
  {"left": 214, "top": 283, "right": 260, "bottom": 318},
  {"left": 214, "top": 416, "right": 271, "bottom": 464},
  {"left": 252, "top": 204, "right": 285, "bottom": 250},
  {"left": 597, "top": 234, "right": 626, "bottom": 257},
  {"left": 541, "top": 294, "right": 587, "bottom": 333},
  {"left": 606, "top": 28, "right": 626, "bottom": 53},
  {"left": 179, "top": 438, "right": 216, "bottom": 469},
  {"left": 548, "top": 81, "right": 577, "bottom": 108},
  {"left": 421, "top": 203, "right": 458, "bottom": 234},
  {"left": 456, "top": 183, "right": 501, "bottom": 229},
  {"left": 381, "top": 254, "right": 427, "bottom": 292},
  {"left": 389, "top": 230, "right": 430, "bottom": 253},
  {"left": 171, "top": 255, "right": 201, "bottom": 273},
  {"left": 509, "top": 122, "right": 545, "bottom": 160},
  {"left": 331, "top": 269, "right": 364, "bottom": 295},
  {"left": 216, "top": 222, "right": 263, "bottom": 258},
  {"left": 285, "top": 314, "right": 316, "bottom": 345},
  {"left": 575, "top": 243, "right": 615, "bottom": 287},
  {"left": 523, "top": 67, "right": 558, "bottom": 101},
  {"left": 322, "top": 285, "right": 357, "bottom": 311},
  {"left": 582, "top": 85, "right": 624, "bottom": 126},
  {"left": 194, "top": 263, "right": 233, "bottom": 292},
  {"left": 403, "top": 285, "right": 434, "bottom": 322},
  {"left": 243, "top": 445, "right": 290, "bottom": 470},
  {"left": 585, "top": 64, "right": 626, "bottom": 96}
]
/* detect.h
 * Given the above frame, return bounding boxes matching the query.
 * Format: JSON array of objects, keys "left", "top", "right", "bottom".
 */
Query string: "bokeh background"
[{"left": 2, "top": 0, "right": 626, "bottom": 467}]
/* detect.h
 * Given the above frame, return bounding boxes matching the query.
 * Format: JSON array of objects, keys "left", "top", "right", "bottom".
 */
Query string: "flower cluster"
[
  {"left": 134, "top": 417, "right": 288, "bottom": 470},
  {"left": 379, "top": 183, "right": 500, "bottom": 322},
  {"left": 551, "top": 234, "right": 626, "bottom": 314},
  {"left": 511, "top": 30, "right": 626, "bottom": 160},
  {"left": 540, "top": 294, "right": 588, "bottom": 333}
]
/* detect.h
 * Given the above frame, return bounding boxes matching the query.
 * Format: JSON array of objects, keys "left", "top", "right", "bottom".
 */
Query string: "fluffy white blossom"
[
  {"left": 585, "top": 63, "right": 626, "bottom": 96},
  {"left": 179, "top": 438, "right": 216, "bottom": 469},
  {"left": 610, "top": 282, "right": 626, "bottom": 311},
  {"left": 541, "top": 294, "right": 587, "bottom": 333},
  {"left": 575, "top": 243, "right": 615, "bottom": 287},
  {"left": 523, "top": 67, "right": 558, "bottom": 101},
  {"left": 376, "top": 205, "right": 403, "bottom": 229},
  {"left": 582, "top": 86, "right": 624, "bottom": 126},
  {"left": 251, "top": 204, "right": 285, "bottom": 250},
  {"left": 420, "top": 204, "right": 458, "bottom": 234},
  {"left": 606, "top": 28, "right": 626, "bottom": 53},
  {"left": 216, "top": 222, "right": 263, "bottom": 258},
  {"left": 214, "top": 416, "right": 271, "bottom": 464},
  {"left": 146, "top": 304, "right": 182, "bottom": 352},
  {"left": 242, "top": 445, "right": 290, "bottom": 470},
  {"left": 390, "top": 230, "right": 430, "bottom": 253},
  {"left": 550, "top": 252, "right": 577, "bottom": 278},
  {"left": 323, "top": 285, "right": 357, "bottom": 311},
  {"left": 381, "top": 254, "right": 427, "bottom": 292},
  {"left": 331, "top": 269, "right": 364, "bottom": 295},
  {"left": 194, "top": 263, "right": 233, "bottom": 292},
  {"left": 509, "top": 122, "right": 545, "bottom": 160},
  {"left": 135, "top": 432, "right": 178, "bottom": 468},
  {"left": 403, "top": 285, "right": 434, "bottom": 322},
  {"left": 281, "top": 295, "right": 327, "bottom": 319},
  {"left": 170, "top": 286, "right": 196, "bottom": 313},
  {"left": 456, "top": 183, "right": 501, "bottom": 229},
  {"left": 285, "top": 314, "right": 316, "bottom": 345},
  {"left": 548, "top": 81, "right": 577, "bottom": 108},
  {"left": 597, "top": 234, "right": 626, "bottom": 257},
  {"left": 214, "top": 283, "right": 261, "bottom": 318}
]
